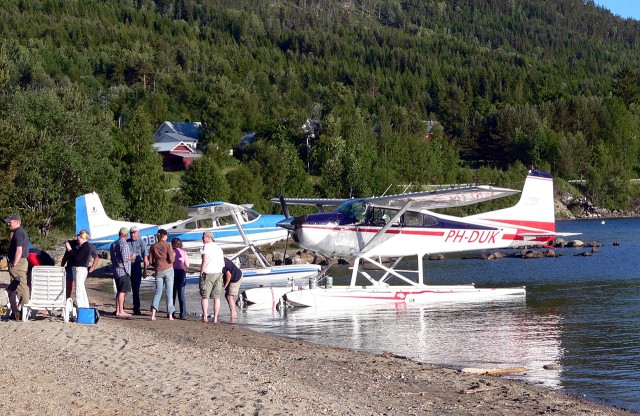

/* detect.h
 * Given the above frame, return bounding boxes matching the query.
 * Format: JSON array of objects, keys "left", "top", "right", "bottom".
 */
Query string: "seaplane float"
[{"left": 241, "top": 168, "right": 577, "bottom": 309}]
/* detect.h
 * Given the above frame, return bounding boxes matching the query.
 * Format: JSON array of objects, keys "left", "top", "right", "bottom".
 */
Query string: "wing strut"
[
  {"left": 359, "top": 200, "right": 415, "bottom": 254},
  {"left": 229, "top": 210, "right": 269, "bottom": 268}
]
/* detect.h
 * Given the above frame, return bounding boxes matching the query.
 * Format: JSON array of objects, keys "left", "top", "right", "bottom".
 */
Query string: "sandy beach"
[{"left": 0, "top": 270, "right": 636, "bottom": 415}]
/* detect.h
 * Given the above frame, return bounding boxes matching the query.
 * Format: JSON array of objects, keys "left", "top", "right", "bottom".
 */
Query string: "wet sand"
[{"left": 0, "top": 271, "right": 636, "bottom": 415}]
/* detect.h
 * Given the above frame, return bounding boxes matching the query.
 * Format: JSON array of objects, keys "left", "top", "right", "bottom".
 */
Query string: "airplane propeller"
[{"left": 278, "top": 193, "right": 291, "bottom": 219}]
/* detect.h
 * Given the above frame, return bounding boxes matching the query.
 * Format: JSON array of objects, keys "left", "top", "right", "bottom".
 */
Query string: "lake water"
[{"left": 134, "top": 218, "right": 640, "bottom": 412}]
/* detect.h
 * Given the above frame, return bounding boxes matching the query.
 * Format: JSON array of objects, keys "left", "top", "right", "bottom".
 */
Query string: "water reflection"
[{"left": 245, "top": 299, "right": 563, "bottom": 389}]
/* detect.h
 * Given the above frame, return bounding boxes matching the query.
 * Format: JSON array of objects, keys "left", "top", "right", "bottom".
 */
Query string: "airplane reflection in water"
[{"left": 244, "top": 300, "right": 564, "bottom": 389}]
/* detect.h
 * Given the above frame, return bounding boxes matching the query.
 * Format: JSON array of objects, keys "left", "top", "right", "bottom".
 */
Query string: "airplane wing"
[
  {"left": 272, "top": 185, "right": 519, "bottom": 213},
  {"left": 269, "top": 197, "right": 348, "bottom": 213},
  {"left": 187, "top": 201, "right": 246, "bottom": 217},
  {"left": 365, "top": 185, "right": 520, "bottom": 210}
]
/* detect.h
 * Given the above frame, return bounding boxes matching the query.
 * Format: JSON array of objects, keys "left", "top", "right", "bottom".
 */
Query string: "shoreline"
[{"left": 1, "top": 272, "right": 637, "bottom": 415}]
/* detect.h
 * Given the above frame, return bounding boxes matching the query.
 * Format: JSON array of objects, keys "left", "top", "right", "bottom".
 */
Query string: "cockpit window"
[
  {"left": 335, "top": 199, "right": 367, "bottom": 223},
  {"left": 244, "top": 209, "right": 259, "bottom": 221}
]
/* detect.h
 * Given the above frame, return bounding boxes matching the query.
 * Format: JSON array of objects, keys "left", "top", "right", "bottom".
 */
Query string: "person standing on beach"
[
  {"left": 5, "top": 214, "right": 30, "bottom": 318},
  {"left": 61, "top": 237, "right": 99, "bottom": 302},
  {"left": 127, "top": 226, "right": 148, "bottom": 316},
  {"left": 149, "top": 229, "right": 175, "bottom": 321},
  {"left": 171, "top": 238, "right": 189, "bottom": 320},
  {"left": 222, "top": 257, "right": 242, "bottom": 323},
  {"left": 110, "top": 227, "right": 132, "bottom": 318},
  {"left": 200, "top": 231, "right": 224, "bottom": 323},
  {"left": 64, "top": 230, "right": 94, "bottom": 308}
]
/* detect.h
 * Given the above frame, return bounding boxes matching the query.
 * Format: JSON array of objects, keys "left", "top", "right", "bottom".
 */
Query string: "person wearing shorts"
[
  {"left": 199, "top": 231, "right": 224, "bottom": 323},
  {"left": 110, "top": 227, "right": 132, "bottom": 318},
  {"left": 222, "top": 257, "right": 243, "bottom": 322}
]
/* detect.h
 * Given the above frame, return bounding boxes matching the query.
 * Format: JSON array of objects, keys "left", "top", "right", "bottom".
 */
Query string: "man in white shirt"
[{"left": 199, "top": 231, "right": 224, "bottom": 323}]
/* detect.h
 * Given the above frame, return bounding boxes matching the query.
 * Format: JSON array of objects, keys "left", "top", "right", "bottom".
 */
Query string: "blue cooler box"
[{"left": 77, "top": 308, "right": 100, "bottom": 324}]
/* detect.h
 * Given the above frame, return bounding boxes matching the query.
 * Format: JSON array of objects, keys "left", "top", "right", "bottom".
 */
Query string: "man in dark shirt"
[
  {"left": 5, "top": 214, "right": 30, "bottom": 317},
  {"left": 127, "top": 226, "right": 149, "bottom": 315},
  {"left": 222, "top": 257, "right": 243, "bottom": 322}
]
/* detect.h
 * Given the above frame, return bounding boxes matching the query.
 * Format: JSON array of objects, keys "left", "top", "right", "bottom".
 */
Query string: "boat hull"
[{"left": 282, "top": 285, "right": 526, "bottom": 308}]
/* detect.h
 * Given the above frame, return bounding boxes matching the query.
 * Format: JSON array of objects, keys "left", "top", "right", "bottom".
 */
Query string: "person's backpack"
[{"left": 109, "top": 241, "right": 118, "bottom": 269}]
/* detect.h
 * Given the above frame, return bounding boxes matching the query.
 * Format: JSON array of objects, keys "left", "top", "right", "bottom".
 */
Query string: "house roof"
[
  {"left": 156, "top": 132, "right": 199, "bottom": 144},
  {"left": 154, "top": 121, "right": 202, "bottom": 141},
  {"left": 240, "top": 132, "right": 256, "bottom": 146}
]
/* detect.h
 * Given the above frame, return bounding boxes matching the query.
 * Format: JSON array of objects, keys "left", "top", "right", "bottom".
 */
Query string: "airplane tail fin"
[
  {"left": 467, "top": 168, "right": 556, "bottom": 234},
  {"left": 75, "top": 192, "right": 115, "bottom": 239}
]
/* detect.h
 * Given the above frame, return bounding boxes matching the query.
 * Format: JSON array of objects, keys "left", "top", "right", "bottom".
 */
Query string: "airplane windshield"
[
  {"left": 244, "top": 209, "right": 259, "bottom": 221},
  {"left": 335, "top": 199, "right": 367, "bottom": 223}
]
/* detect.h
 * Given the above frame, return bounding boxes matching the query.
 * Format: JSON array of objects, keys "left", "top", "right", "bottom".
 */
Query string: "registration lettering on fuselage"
[
  {"left": 444, "top": 230, "right": 501, "bottom": 244},
  {"left": 140, "top": 234, "right": 159, "bottom": 246}
]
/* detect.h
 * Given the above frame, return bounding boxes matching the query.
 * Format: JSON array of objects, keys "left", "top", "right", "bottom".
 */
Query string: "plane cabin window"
[
  {"left": 403, "top": 212, "right": 422, "bottom": 226},
  {"left": 245, "top": 209, "right": 260, "bottom": 221},
  {"left": 198, "top": 218, "right": 214, "bottom": 229},
  {"left": 336, "top": 199, "right": 367, "bottom": 224},
  {"left": 217, "top": 216, "right": 234, "bottom": 226},
  {"left": 423, "top": 214, "right": 438, "bottom": 226},
  {"left": 368, "top": 208, "right": 398, "bottom": 226}
]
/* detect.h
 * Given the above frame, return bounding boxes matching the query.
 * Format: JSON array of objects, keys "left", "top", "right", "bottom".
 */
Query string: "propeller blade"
[{"left": 278, "top": 193, "right": 291, "bottom": 218}]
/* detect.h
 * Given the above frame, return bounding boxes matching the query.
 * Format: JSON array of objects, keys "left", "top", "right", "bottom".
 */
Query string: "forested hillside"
[{"left": 1, "top": 0, "right": 639, "bottom": 244}]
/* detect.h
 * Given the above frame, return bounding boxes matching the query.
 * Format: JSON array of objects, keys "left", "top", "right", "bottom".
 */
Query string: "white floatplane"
[{"left": 270, "top": 168, "right": 577, "bottom": 308}]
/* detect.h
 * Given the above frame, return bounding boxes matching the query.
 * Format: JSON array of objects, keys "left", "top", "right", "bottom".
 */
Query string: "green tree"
[
  {"left": 119, "top": 107, "right": 169, "bottom": 222},
  {"left": 226, "top": 165, "right": 267, "bottom": 211},
  {"left": 179, "top": 155, "right": 230, "bottom": 206},
  {"left": 0, "top": 86, "right": 120, "bottom": 237},
  {"left": 613, "top": 66, "right": 640, "bottom": 108}
]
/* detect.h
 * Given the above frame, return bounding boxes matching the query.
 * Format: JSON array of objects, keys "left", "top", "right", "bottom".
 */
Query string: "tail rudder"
[
  {"left": 75, "top": 191, "right": 115, "bottom": 239},
  {"left": 467, "top": 169, "right": 556, "bottom": 233}
]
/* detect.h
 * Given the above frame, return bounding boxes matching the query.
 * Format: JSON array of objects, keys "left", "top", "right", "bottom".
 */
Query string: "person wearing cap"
[
  {"left": 149, "top": 229, "right": 175, "bottom": 320},
  {"left": 127, "top": 225, "right": 149, "bottom": 315},
  {"left": 110, "top": 227, "right": 132, "bottom": 317},
  {"left": 5, "top": 214, "right": 30, "bottom": 318},
  {"left": 200, "top": 231, "right": 224, "bottom": 323}
]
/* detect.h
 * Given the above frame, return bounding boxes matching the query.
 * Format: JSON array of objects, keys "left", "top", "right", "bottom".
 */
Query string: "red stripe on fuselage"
[
  {"left": 301, "top": 225, "right": 445, "bottom": 236},
  {"left": 480, "top": 219, "right": 555, "bottom": 232}
]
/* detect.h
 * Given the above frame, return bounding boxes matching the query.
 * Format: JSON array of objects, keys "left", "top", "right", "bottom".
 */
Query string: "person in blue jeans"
[
  {"left": 171, "top": 238, "right": 189, "bottom": 320},
  {"left": 127, "top": 226, "right": 149, "bottom": 315},
  {"left": 149, "top": 229, "right": 175, "bottom": 321}
]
